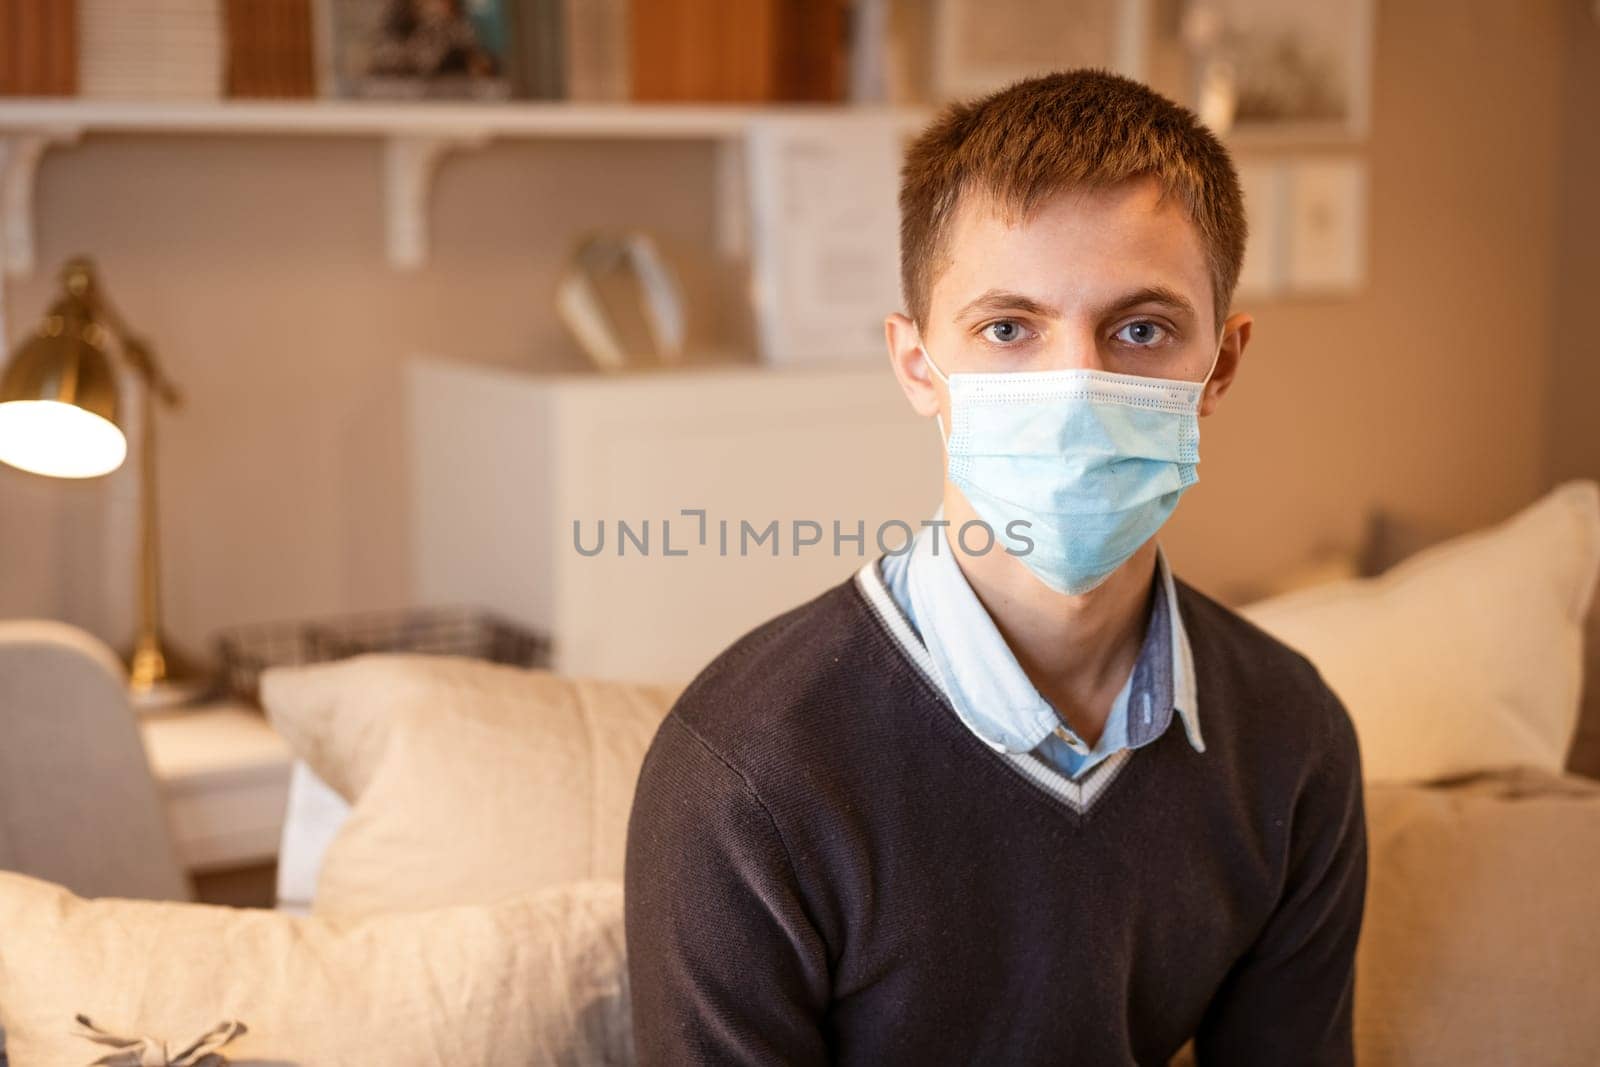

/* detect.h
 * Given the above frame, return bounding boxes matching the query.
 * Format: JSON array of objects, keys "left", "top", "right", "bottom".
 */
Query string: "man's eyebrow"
[
  {"left": 954, "top": 289, "right": 1060, "bottom": 320},
  {"left": 953, "top": 285, "right": 1200, "bottom": 322},
  {"left": 1097, "top": 286, "right": 1198, "bottom": 321}
]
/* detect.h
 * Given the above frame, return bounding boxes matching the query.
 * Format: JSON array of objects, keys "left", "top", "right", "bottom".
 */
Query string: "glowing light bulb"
[{"left": 0, "top": 400, "right": 128, "bottom": 478}]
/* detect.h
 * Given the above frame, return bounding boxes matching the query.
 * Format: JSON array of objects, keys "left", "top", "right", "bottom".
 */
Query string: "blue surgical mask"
[{"left": 921, "top": 342, "right": 1221, "bottom": 595}]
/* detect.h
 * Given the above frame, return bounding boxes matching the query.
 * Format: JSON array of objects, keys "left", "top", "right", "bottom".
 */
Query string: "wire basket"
[{"left": 216, "top": 606, "right": 552, "bottom": 707}]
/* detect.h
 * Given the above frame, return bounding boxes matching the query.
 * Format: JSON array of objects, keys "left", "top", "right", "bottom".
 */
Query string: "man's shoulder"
[
  {"left": 1174, "top": 576, "right": 1320, "bottom": 680},
  {"left": 1174, "top": 577, "right": 1359, "bottom": 769},
  {"left": 660, "top": 566, "right": 918, "bottom": 766}
]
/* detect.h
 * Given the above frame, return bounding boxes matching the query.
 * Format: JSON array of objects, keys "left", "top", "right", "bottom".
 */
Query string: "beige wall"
[
  {"left": 0, "top": 136, "right": 741, "bottom": 652},
  {"left": 0, "top": 0, "right": 1592, "bottom": 660},
  {"left": 1165, "top": 0, "right": 1574, "bottom": 592},
  {"left": 1548, "top": 0, "right": 1600, "bottom": 489}
]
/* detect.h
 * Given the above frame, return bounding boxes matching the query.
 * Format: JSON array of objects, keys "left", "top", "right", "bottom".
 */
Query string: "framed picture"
[
  {"left": 932, "top": 0, "right": 1146, "bottom": 100},
  {"left": 1183, "top": 0, "right": 1374, "bottom": 139},
  {"left": 744, "top": 117, "right": 906, "bottom": 367},
  {"left": 323, "top": 0, "right": 513, "bottom": 99}
]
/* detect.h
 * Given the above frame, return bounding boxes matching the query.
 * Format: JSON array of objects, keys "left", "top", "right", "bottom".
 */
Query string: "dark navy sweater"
[{"left": 624, "top": 563, "right": 1366, "bottom": 1065}]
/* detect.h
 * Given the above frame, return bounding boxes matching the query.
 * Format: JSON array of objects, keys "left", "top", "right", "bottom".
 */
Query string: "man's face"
[
  {"left": 887, "top": 174, "right": 1250, "bottom": 425},
  {"left": 932, "top": 176, "right": 1220, "bottom": 379}
]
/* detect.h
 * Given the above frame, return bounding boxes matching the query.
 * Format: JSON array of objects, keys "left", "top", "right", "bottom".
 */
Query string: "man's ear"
[
  {"left": 885, "top": 312, "right": 943, "bottom": 419},
  {"left": 1200, "top": 312, "right": 1252, "bottom": 417}
]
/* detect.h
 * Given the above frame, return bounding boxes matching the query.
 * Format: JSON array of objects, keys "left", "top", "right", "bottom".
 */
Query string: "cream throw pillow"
[
  {"left": 261, "top": 656, "right": 679, "bottom": 916},
  {"left": 1241, "top": 481, "right": 1600, "bottom": 783},
  {"left": 0, "top": 872, "right": 629, "bottom": 1066}
]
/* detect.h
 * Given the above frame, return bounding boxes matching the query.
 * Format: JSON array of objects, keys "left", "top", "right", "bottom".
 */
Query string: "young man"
[{"left": 625, "top": 70, "right": 1366, "bottom": 1065}]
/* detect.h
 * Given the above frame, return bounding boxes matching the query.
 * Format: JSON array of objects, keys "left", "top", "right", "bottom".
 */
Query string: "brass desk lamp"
[{"left": 0, "top": 257, "right": 199, "bottom": 707}]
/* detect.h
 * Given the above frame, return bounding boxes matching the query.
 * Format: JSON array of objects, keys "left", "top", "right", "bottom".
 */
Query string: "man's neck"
[{"left": 942, "top": 484, "right": 1157, "bottom": 747}]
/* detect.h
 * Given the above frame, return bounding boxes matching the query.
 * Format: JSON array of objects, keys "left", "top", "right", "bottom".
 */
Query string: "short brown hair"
[{"left": 899, "top": 69, "right": 1246, "bottom": 333}]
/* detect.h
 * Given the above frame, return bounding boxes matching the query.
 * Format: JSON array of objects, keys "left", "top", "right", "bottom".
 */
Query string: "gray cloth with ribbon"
[{"left": 74, "top": 1016, "right": 246, "bottom": 1067}]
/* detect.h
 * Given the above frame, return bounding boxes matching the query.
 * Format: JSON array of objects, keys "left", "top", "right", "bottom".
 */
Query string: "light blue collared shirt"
[{"left": 880, "top": 513, "right": 1204, "bottom": 782}]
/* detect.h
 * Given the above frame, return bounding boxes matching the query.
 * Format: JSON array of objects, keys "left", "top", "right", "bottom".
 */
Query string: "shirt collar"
[
  {"left": 1158, "top": 544, "right": 1205, "bottom": 754},
  {"left": 901, "top": 514, "right": 1202, "bottom": 756}
]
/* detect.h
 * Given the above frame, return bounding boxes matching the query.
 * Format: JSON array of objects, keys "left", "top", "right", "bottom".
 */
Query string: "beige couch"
[
  {"left": 273, "top": 655, "right": 1600, "bottom": 1065},
  {"left": 3, "top": 660, "right": 1599, "bottom": 1064},
  {"left": 2, "top": 482, "right": 1597, "bottom": 1064}
]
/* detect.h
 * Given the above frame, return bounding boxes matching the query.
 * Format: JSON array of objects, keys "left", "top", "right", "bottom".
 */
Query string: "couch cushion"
[
  {"left": 0, "top": 872, "right": 628, "bottom": 1066},
  {"left": 1242, "top": 481, "right": 1600, "bottom": 783},
  {"left": 261, "top": 655, "right": 678, "bottom": 916},
  {"left": 1356, "top": 768, "right": 1600, "bottom": 1064},
  {"left": 1166, "top": 769, "right": 1600, "bottom": 1067}
]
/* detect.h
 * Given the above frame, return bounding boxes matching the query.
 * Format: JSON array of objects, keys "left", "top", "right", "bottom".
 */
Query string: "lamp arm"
[
  {"left": 118, "top": 336, "right": 183, "bottom": 408},
  {"left": 83, "top": 281, "right": 183, "bottom": 408}
]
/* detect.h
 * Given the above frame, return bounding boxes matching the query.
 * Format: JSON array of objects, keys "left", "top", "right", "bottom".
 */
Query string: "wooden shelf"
[
  {"left": 0, "top": 98, "right": 1359, "bottom": 281},
  {"left": 0, "top": 98, "right": 932, "bottom": 276},
  {"left": 0, "top": 97, "right": 931, "bottom": 139}
]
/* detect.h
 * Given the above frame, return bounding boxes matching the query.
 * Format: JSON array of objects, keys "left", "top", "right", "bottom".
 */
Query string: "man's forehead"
[
  {"left": 948, "top": 174, "right": 1176, "bottom": 234},
  {"left": 934, "top": 176, "right": 1213, "bottom": 317}
]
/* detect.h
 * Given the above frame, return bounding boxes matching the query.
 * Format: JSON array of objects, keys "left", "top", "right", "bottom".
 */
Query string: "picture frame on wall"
[
  {"left": 1182, "top": 0, "right": 1375, "bottom": 140},
  {"left": 744, "top": 117, "right": 906, "bottom": 368},
  {"left": 931, "top": 0, "right": 1147, "bottom": 100},
  {"left": 322, "top": 0, "right": 513, "bottom": 100}
]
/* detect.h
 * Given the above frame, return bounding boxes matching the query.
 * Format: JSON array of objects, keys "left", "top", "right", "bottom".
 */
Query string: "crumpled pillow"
[
  {"left": 0, "top": 872, "right": 630, "bottom": 1067},
  {"left": 261, "top": 655, "right": 679, "bottom": 917},
  {"left": 1242, "top": 481, "right": 1600, "bottom": 783}
]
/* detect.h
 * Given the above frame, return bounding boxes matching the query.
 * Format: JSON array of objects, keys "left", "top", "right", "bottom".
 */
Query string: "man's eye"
[
  {"left": 1114, "top": 321, "right": 1167, "bottom": 346},
  {"left": 982, "top": 320, "right": 1029, "bottom": 344}
]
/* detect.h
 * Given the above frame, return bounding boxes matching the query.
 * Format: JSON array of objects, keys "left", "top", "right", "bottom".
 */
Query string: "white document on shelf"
[{"left": 745, "top": 117, "right": 905, "bottom": 367}]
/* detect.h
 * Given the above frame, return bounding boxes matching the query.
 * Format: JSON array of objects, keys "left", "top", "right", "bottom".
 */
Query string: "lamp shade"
[{"left": 0, "top": 296, "right": 128, "bottom": 478}]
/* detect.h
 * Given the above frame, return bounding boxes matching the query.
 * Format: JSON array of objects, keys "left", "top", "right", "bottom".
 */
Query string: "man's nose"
[{"left": 1050, "top": 332, "right": 1109, "bottom": 372}]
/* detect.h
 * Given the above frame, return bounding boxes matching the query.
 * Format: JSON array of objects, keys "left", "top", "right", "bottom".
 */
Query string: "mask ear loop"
[
  {"left": 918, "top": 344, "right": 951, "bottom": 446},
  {"left": 1195, "top": 330, "right": 1227, "bottom": 407}
]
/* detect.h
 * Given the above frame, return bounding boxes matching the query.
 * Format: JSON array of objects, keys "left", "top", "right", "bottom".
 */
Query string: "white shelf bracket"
[
  {"left": 0, "top": 126, "right": 82, "bottom": 279},
  {"left": 713, "top": 134, "right": 748, "bottom": 262},
  {"left": 382, "top": 131, "right": 491, "bottom": 271}
]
